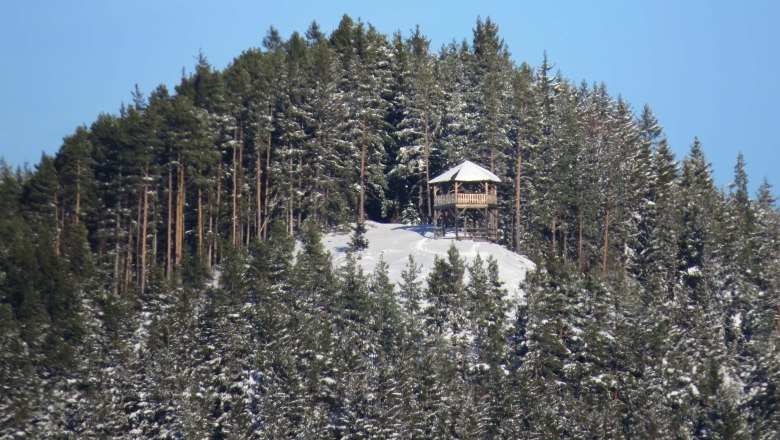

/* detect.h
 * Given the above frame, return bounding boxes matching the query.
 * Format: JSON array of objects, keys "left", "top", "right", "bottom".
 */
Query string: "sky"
[{"left": 2, "top": 0, "right": 779, "bottom": 195}]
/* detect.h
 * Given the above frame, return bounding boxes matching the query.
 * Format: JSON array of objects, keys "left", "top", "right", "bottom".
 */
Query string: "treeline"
[{"left": 1, "top": 14, "right": 779, "bottom": 438}]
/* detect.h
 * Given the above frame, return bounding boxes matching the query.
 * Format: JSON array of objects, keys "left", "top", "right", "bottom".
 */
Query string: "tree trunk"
[
  {"left": 237, "top": 127, "right": 244, "bottom": 247},
  {"left": 578, "top": 194, "right": 584, "bottom": 272},
  {"left": 214, "top": 162, "right": 221, "bottom": 265},
  {"left": 166, "top": 166, "right": 173, "bottom": 280},
  {"left": 53, "top": 193, "right": 60, "bottom": 255},
  {"left": 175, "top": 155, "right": 185, "bottom": 272},
  {"left": 603, "top": 197, "right": 610, "bottom": 275},
  {"left": 140, "top": 179, "right": 149, "bottom": 292},
  {"left": 551, "top": 216, "right": 557, "bottom": 256},
  {"left": 359, "top": 121, "right": 367, "bottom": 221},
  {"left": 232, "top": 141, "right": 238, "bottom": 247},
  {"left": 124, "top": 221, "right": 133, "bottom": 295},
  {"left": 263, "top": 137, "right": 272, "bottom": 240},
  {"left": 114, "top": 205, "right": 121, "bottom": 295},
  {"left": 135, "top": 189, "right": 143, "bottom": 280},
  {"left": 207, "top": 194, "right": 213, "bottom": 266},
  {"left": 75, "top": 160, "right": 81, "bottom": 224},
  {"left": 197, "top": 186, "right": 203, "bottom": 257},
  {"left": 418, "top": 173, "right": 423, "bottom": 217},
  {"left": 424, "top": 117, "right": 432, "bottom": 221},
  {"left": 297, "top": 157, "right": 303, "bottom": 229},
  {"left": 152, "top": 201, "right": 158, "bottom": 263},
  {"left": 514, "top": 134, "right": 523, "bottom": 252},
  {"left": 288, "top": 156, "right": 294, "bottom": 235},
  {"left": 256, "top": 137, "right": 265, "bottom": 241}
]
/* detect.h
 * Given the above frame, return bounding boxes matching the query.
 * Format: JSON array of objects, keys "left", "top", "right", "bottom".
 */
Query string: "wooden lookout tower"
[{"left": 430, "top": 160, "right": 501, "bottom": 241}]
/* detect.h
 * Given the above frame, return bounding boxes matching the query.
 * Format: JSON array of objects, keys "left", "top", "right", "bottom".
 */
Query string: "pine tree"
[
  {"left": 391, "top": 26, "right": 443, "bottom": 222},
  {"left": 347, "top": 220, "right": 369, "bottom": 253},
  {"left": 436, "top": 39, "right": 478, "bottom": 169},
  {"left": 472, "top": 17, "right": 513, "bottom": 175}
]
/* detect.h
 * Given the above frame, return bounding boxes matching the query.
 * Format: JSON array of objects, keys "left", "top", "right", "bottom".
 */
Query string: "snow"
[
  {"left": 731, "top": 313, "right": 742, "bottom": 329},
  {"left": 322, "top": 221, "right": 535, "bottom": 302},
  {"left": 208, "top": 269, "right": 221, "bottom": 289},
  {"left": 428, "top": 160, "right": 502, "bottom": 183}
]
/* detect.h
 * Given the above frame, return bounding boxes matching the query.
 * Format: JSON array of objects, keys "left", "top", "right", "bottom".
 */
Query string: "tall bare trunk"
[
  {"left": 578, "top": 193, "right": 584, "bottom": 272},
  {"left": 152, "top": 201, "right": 158, "bottom": 262},
  {"left": 232, "top": 142, "right": 238, "bottom": 247},
  {"left": 603, "top": 194, "right": 610, "bottom": 275},
  {"left": 124, "top": 221, "right": 133, "bottom": 295},
  {"left": 418, "top": 171, "right": 424, "bottom": 215},
  {"left": 166, "top": 166, "right": 173, "bottom": 280},
  {"left": 551, "top": 216, "right": 557, "bottom": 256},
  {"left": 256, "top": 137, "right": 264, "bottom": 241},
  {"left": 237, "top": 129, "right": 244, "bottom": 247},
  {"left": 139, "top": 179, "right": 149, "bottom": 292},
  {"left": 207, "top": 195, "right": 213, "bottom": 266},
  {"left": 197, "top": 186, "right": 203, "bottom": 257},
  {"left": 214, "top": 162, "right": 221, "bottom": 265},
  {"left": 263, "top": 137, "right": 272, "bottom": 240},
  {"left": 297, "top": 157, "right": 303, "bottom": 229},
  {"left": 514, "top": 134, "right": 523, "bottom": 252},
  {"left": 175, "top": 156, "right": 185, "bottom": 272},
  {"left": 135, "top": 190, "right": 143, "bottom": 278},
  {"left": 288, "top": 156, "right": 294, "bottom": 235},
  {"left": 114, "top": 205, "right": 121, "bottom": 295},
  {"left": 53, "top": 193, "right": 60, "bottom": 255},
  {"left": 75, "top": 161, "right": 81, "bottom": 224},
  {"left": 424, "top": 117, "right": 432, "bottom": 220}
]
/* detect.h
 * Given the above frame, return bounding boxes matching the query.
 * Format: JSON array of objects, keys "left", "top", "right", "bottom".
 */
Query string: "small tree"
[{"left": 348, "top": 220, "right": 369, "bottom": 253}]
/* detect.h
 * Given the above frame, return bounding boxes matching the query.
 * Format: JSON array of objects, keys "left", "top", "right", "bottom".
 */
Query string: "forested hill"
[{"left": 1, "top": 14, "right": 779, "bottom": 438}]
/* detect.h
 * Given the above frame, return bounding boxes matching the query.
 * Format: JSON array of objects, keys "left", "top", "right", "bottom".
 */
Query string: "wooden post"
[{"left": 454, "top": 183, "right": 459, "bottom": 239}]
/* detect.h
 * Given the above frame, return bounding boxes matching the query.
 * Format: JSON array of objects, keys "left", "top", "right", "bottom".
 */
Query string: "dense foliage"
[{"left": 1, "top": 15, "right": 779, "bottom": 438}]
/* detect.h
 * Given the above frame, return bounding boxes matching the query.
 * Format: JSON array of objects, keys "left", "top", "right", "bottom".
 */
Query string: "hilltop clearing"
[{"left": 322, "top": 221, "right": 535, "bottom": 303}]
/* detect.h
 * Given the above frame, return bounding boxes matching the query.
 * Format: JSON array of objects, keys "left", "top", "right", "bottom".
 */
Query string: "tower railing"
[{"left": 434, "top": 193, "right": 497, "bottom": 207}]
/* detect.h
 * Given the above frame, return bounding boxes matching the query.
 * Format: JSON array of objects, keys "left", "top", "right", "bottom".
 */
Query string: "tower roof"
[{"left": 429, "top": 160, "right": 501, "bottom": 183}]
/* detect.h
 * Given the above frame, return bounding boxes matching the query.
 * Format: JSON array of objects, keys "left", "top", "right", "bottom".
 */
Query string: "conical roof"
[{"left": 429, "top": 160, "right": 501, "bottom": 183}]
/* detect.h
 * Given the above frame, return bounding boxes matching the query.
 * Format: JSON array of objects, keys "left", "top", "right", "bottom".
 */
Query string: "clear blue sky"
[{"left": 2, "top": 0, "right": 778, "bottom": 195}]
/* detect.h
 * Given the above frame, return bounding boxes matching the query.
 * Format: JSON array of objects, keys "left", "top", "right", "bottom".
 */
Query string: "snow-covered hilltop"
[{"left": 322, "top": 221, "right": 535, "bottom": 303}]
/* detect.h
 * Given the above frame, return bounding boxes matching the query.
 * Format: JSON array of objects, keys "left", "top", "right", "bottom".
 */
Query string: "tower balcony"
[{"left": 434, "top": 193, "right": 498, "bottom": 209}]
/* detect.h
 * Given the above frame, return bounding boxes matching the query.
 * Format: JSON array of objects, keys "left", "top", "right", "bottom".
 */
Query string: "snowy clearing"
[{"left": 322, "top": 221, "right": 536, "bottom": 303}]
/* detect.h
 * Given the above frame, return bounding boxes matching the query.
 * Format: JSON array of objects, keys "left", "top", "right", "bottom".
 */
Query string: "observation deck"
[{"left": 434, "top": 193, "right": 498, "bottom": 209}]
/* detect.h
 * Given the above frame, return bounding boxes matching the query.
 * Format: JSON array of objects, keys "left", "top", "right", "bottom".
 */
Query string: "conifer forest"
[{"left": 1, "top": 15, "right": 779, "bottom": 439}]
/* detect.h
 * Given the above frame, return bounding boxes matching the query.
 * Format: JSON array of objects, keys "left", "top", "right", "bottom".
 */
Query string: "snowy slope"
[{"left": 322, "top": 221, "right": 536, "bottom": 303}]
